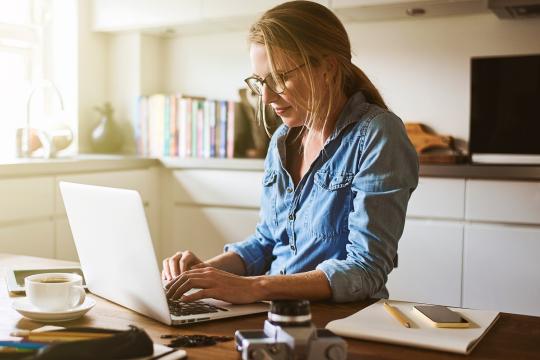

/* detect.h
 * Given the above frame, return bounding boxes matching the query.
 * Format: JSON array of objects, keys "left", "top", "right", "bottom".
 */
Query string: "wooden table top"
[{"left": 1, "top": 253, "right": 540, "bottom": 359}]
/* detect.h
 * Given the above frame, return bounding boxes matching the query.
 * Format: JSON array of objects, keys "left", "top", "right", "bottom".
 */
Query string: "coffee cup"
[{"left": 25, "top": 273, "right": 86, "bottom": 312}]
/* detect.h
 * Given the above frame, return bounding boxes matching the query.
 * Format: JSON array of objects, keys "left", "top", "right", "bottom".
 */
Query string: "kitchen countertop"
[
  {"left": 162, "top": 157, "right": 540, "bottom": 181},
  {"left": 1, "top": 156, "right": 539, "bottom": 181}
]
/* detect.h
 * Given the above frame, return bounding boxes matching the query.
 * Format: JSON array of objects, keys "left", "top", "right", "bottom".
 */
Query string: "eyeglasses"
[{"left": 244, "top": 63, "right": 306, "bottom": 96}]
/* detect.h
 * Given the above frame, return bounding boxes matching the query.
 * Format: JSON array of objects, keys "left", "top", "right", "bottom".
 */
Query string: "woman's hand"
[
  {"left": 162, "top": 251, "right": 206, "bottom": 281},
  {"left": 165, "top": 267, "right": 263, "bottom": 304}
]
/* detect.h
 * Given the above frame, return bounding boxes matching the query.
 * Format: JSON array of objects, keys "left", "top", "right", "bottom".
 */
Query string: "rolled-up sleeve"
[
  {"left": 224, "top": 217, "right": 276, "bottom": 276},
  {"left": 316, "top": 112, "right": 419, "bottom": 302}
]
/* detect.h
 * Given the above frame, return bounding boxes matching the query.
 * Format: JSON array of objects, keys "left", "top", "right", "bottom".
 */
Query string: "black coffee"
[{"left": 38, "top": 278, "right": 70, "bottom": 284}]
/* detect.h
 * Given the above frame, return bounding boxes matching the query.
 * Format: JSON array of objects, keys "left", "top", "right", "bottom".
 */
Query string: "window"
[{"left": 0, "top": 0, "right": 54, "bottom": 160}]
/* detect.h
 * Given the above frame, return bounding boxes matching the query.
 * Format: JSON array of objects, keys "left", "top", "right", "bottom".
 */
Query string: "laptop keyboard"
[{"left": 168, "top": 299, "right": 229, "bottom": 316}]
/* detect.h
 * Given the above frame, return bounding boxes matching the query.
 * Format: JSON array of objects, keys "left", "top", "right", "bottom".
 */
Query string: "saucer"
[{"left": 11, "top": 298, "right": 96, "bottom": 322}]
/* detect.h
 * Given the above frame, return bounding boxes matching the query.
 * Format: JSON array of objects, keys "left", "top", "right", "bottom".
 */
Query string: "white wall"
[
  {"left": 164, "top": 13, "right": 540, "bottom": 145},
  {"left": 78, "top": 0, "right": 109, "bottom": 153}
]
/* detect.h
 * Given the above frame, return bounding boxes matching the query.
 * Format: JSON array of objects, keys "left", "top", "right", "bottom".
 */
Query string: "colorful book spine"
[
  {"left": 197, "top": 101, "right": 204, "bottom": 158},
  {"left": 185, "top": 98, "right": 192, "bottom": 157},
  {"left": 140, "top": 96, "right": 149, "bottom": 156},
  {"left": 191, "top": 100, "right": 198, "bottom": 158},
  {"left": 178, "top": 98, "right": 186, "bottom": 158},
  {"left": 227, "top": 100, "right": 235, "bottom": 158},
  {"left": 209, "top": 100, "right": 216, "bottom": 158},
  {"left": 203, "top": 100, "right": 211, "bottom": 158},
  {"left": 163, "top": 96, "right": 170, "bottom": 157},
  {"left": 136, "top": 94, "right": 241, "bottom": 159},
  {"left": 170, "top": 94, "right": 178, "bottom": 157},
  {"left": 219, "top": 100, "right": 227, "bottom": 158}
]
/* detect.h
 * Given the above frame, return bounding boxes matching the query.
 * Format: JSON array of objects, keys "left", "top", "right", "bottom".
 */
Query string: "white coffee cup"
[{"left": 25, "top": 273, "right": 86, "bottom": 312}]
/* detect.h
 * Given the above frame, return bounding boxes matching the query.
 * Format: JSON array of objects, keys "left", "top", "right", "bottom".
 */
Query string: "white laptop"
[{"left": 59, "top": 181, "right": 268, "bottom": 325}]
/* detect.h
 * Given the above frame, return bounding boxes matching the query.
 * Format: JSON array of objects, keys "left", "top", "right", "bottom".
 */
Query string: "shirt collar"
[{"left": 274, "top": 91, "right": 370, "bottom": 145}]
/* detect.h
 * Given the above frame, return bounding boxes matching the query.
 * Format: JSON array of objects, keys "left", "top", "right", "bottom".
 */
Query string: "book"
[
  {"left": 226, "top": 100, "right": 235, "bottom": 158},
  {"left": 326, "top": 299, "right": 500, "bottom": 355}
]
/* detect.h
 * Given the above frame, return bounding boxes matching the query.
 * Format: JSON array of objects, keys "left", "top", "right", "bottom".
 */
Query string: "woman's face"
[{"left": 249, "top": 43, "right": 317, "bottom": 128}]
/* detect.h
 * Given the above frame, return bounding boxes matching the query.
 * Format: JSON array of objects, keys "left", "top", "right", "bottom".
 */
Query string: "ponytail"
[{"left": 346, "top": 64, "right": 388, "bottom": 110}]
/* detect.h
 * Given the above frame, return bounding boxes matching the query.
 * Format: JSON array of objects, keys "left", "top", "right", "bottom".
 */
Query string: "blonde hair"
[{"left": 248, "top": 0, "right": 388, "bottom": 140}]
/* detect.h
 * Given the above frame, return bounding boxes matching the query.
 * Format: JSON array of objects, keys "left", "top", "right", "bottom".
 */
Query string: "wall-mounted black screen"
[{"left": 470, "top": 54, "right": 540, "bottom": 155}]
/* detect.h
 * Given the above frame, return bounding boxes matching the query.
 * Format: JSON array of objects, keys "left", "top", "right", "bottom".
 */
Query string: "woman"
[{"left": 163, "top": 1, "right": 418, "bottom": 304}]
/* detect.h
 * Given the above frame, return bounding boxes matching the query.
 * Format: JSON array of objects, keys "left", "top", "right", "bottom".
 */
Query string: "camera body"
[{"left": 235, "top": 300, "right": 347, "bottom": 360}]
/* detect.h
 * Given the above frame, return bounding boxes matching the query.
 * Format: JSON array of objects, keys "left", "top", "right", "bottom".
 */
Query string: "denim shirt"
[{"left": 224, "top": 91, "right": 419, "bottom": 302}]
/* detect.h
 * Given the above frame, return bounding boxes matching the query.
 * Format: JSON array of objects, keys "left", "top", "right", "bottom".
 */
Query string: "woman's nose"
[{"left": 261, "top": 83, "right": 278, "bottom": 105}]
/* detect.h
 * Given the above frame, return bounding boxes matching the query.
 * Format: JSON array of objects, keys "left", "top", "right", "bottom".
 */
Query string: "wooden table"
[{"left": 2, "top": 254, "right": 540, "bottom": 359}]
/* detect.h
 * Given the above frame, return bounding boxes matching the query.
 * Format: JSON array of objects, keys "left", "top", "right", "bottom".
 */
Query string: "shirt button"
[
  {"left": 286, "top": 187, "right": 293, "bottom": 193},
  {"left": 279, "top": 270, "right": 285, "bottom": 275},
  {"left": 288, "top": 214, "right": 295, "bottom": 221},
  {"left": 290, "top": 245, "right": 296, "bottom": 251}
]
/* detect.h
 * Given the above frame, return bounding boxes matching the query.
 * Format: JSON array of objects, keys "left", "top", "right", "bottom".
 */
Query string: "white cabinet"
[
  {"left": 163, "top": 168, "right": 262, "bottom": 262},
  {"left": 167, "top": 207, "right": 259, "bottom": 261},
  {"left": 92, "top": 0, "right": 203, "bottom": 32},
  {"left": 201, "top": 0, "right": 283, "bottom": 20},
  {"left": 172, "top": 170, "right": 262, "bottom": 207},
  {"left": 0, "top": 221, "right": 55, "bottom": 258},
  {"left": 463, "top": 224, "right": 540, "bottom": 316},
  {"left": 387, "top": 219, "right": 463, "bottom": 307},
  {"left": 0, "top": 177, "right": 55, "bottom": 222},
  {"left": 466, "top": 180, "right": 540, "bottom": 225},
  {"left": 406, "top": 178, "right": 465, "bottom": 219},
  {"left": 55, "top": 218, "right": 78, "bottom": 261},
  {"left": 332, "top": 0, "right": 487, "bottom": 22}
]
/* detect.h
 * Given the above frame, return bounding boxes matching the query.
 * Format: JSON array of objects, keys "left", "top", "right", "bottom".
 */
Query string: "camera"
[{"left": 235, "top": 300, "right": 347, "bottom": 360}]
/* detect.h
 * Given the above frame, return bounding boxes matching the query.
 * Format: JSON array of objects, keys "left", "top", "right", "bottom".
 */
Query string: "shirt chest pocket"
[
  {"left": 261, "top": 170, "right": 278, "bottom": 226},
  {"left": 309, "top": 170, "right": 354, "bottom": 239}
]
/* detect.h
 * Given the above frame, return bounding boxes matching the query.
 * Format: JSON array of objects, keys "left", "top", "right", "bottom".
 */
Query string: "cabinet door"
[
  {"left": 407, "top": 178, "right": 465, "bottom": 220},
  {"left": 0, "top": 221, "right": 55, "bottom": 258},
  {"left": 55, "top": 170, "right": 152, "bottom": 215},
  {"left": 463, "top": 224, "right": 540, "bottom": 316},
  {"left": 172, "top": 170, "right": 262, "bottom": 207},
  {"left": 466, "top": 180, "right": 540, "bottom": 225},
  {"left": 0, "top": 177, "right": 55, "bottom": 222},
  {"left": 92, "top": 0, "right": 202, "bottom": 31},
  {"left": 166, "top": 206, "right": 259, "bottom": 262},
  {"left": 386, "top": 219, "right": 463, "bottom": 307}
]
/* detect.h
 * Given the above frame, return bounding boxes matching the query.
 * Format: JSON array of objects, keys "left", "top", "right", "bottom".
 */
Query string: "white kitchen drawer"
[
  {"left": 164, "top": 206, "right": 259, "bottom": 261},
  {"left": 465, "top": 180, "right": 540, "bottom": 225},
  {"left": 386, "top": 219, "right": 463, "bottom": 307},
  {"left": 0, "top": 177, "right": 55, "bottom": 222},
  {"left": 463, "top": 223, "right": 540, "bottom": 316},
  {"left": 55, "top": 170, "right": 151, "bottom": 215},
  {"left": 172, "top": 170, "right": 263, "bottom": 208},
  {"left": 0, "top": 220, "right": 55, "bottom": 258},
  {"left": 406, "top": 177, "right": 465, "bottom": 220}
]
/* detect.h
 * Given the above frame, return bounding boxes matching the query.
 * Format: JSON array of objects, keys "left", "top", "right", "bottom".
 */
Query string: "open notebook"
[{"left": 326, "top": 299, "right": 500, "bottom": 354}]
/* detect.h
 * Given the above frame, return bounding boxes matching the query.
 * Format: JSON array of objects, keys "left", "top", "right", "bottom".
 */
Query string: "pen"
[
  {"left": 10, "top": 330, "right": 115, "bottom": 342},
  {"left": 383, "top": 301, "right": 411, "bottom": 328},
  {"left": 0, "top": 341, "right": 46, "bottom": 350}
]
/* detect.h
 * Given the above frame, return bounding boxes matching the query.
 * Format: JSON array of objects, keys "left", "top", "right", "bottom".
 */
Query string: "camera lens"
[{"left": 268, "top": 300, "right": 311, "bottom": 326}]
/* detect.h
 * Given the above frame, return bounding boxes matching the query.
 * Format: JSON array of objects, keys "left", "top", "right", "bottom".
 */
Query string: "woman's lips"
[{"left": 274, "top": 106, "right": 291, "bottom": 116}]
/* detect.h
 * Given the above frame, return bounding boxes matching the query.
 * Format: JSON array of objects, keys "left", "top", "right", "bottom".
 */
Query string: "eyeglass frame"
[{"left": 244, "top": 63, "right": 306, "bottom": 96}]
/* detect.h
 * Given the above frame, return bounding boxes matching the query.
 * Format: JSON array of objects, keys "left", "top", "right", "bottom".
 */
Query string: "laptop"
[{"left": 59, "top": 181, "right": 268, "bottom": 325}]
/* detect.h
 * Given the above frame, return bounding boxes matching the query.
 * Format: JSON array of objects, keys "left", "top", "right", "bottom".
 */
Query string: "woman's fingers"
[
  {"left": 179, "top": 251, "right": 198, "bottom": 273},
  {"left": 170, "top": 278, "right": 215, "bottom": 300},
  {"left": 162, "top": 258, "right": 171, "bottom": 281}
]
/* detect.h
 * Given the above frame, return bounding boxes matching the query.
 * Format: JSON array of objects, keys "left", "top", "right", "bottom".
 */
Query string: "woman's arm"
[
  {"left": 165, "top": 267, "right": 332, "bottom": 304},
  {"left": 201, "top": 251, "right": 247, "bottom": 276}
]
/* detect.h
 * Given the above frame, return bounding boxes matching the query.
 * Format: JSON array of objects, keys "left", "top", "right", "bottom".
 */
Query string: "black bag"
[{"left": 28, "top": 325, "right": 154, "bottom": 360}]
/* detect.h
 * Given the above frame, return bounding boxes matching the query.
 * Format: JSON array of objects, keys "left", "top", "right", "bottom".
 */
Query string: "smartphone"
[{"left": 413, "top": 305, "right": 470, "bottom": 328}]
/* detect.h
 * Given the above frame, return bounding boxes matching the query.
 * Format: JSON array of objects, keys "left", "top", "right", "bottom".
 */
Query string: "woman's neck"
[{"left": 303, "top": 92, "right": 348, "bottom": 144}]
